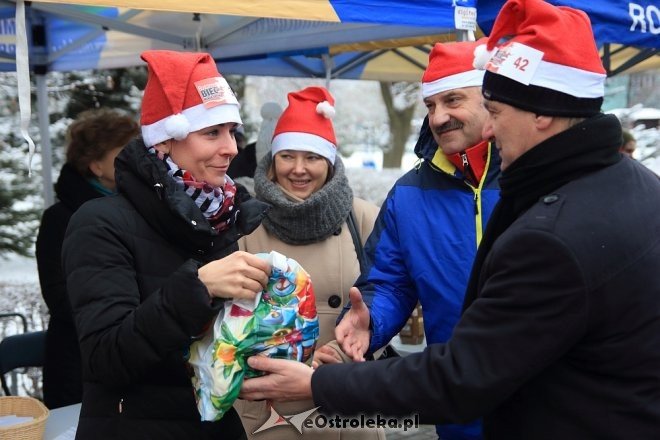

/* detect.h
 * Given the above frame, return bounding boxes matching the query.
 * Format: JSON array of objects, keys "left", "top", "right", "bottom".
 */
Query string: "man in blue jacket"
[
  {"left": 335, "top": 39, "right": 501, "bottom": 440},
  {"left": 241, "top": 0, "right": 660, "bottom": 438}
]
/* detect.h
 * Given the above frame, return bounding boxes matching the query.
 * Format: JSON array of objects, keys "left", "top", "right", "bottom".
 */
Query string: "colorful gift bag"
[{"left": 188, "top": 251, "right": 319, "bottom": 421}]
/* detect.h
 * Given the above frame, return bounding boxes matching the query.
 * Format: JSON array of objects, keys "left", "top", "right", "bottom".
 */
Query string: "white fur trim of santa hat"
[
  {"left": 141, "top": 101, "right": 241, "bottom": 147},
  {"left": 528, "top": 60, "right": 605, "bottom": 98},
  {"left": 271, "top": 132, "right": 337, "bottom": 164},
  {"left": 422, "top": 70, "right": 485, "bottom": 98}
]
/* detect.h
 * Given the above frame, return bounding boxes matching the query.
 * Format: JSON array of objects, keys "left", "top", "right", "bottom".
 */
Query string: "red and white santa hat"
[
  {"left": 140, "top": 50, "right": 242, "bottom": 146},
  {"left": 472, "top": 0, "right": 605, "bottom": 117},
  {"left": 422, "top": 38, "right": 488, "bottom": 98},
  {"left": 271, "top": 86, "right": 337, "bottom": 164}
]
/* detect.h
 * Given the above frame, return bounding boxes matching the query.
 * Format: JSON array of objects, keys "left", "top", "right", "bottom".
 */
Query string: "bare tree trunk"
[{"left": 380, "top": 82, "right": 416, "bottom": 169}]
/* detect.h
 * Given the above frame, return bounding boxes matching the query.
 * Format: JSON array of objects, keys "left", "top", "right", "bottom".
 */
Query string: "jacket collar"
[
  {"left": 115, "top": 139, "right": 269, "bottom": 256},
  {"left": 54, "top": 162, "right": 105, "bottom": 211},
  {"left": 414, "top": 115, "right": 437, "bottom": 161},
  {"left": 436, "top": 140, "right": 490, "bottom": 187}
]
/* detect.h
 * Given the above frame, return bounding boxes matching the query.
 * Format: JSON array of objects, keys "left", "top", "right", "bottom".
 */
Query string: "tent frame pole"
[{"left": 322, "top": 53, "right": 333, "bottom": 88}]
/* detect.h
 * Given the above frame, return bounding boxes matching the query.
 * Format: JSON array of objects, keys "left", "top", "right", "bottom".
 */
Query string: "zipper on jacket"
[
  {"left": 118, "top": 398, "right": 124, "bottom": 414},
  {"left": 153, "top": 182, "right": 164, "bottom": 200},
  {"left": 460, "top": 152, "right": 478, "bottom": 187},
  {"left": 472, "top": 142, "right": 494, "bottom": 247}
]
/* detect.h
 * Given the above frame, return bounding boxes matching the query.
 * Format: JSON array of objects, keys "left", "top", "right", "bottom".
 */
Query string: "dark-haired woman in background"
[{"left": 36, "top": 108, "right": 139, "bottom": 409}]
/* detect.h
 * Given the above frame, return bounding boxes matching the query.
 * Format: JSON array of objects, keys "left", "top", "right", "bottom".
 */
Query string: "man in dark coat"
[{"left": 240, "top": 1, "right": 660, "bottom": 439}]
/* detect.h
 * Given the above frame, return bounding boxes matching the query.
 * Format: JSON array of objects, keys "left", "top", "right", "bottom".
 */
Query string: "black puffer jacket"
[
  {"left": 36, "top": 163, "right": 104, "bottom": 409},
  {"left": 62, "top": 139, "right": 269, "bottom": 439}
]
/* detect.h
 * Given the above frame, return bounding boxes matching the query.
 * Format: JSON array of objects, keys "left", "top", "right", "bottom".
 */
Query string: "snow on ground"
[
  {"left": 0, "top": 254, "right": 44, "bottom": 328},
  {"left": 0, "top": 253, "right": 38, "bottom": 284}
]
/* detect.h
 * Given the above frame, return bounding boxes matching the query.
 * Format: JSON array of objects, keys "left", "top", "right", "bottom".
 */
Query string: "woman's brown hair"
[{"left": 66, "top": 108, "right": 139, "bottom": 177}]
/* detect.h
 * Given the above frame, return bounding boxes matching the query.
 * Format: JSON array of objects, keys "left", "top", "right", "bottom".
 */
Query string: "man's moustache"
[{"left": 435, "top": 120, "right": 463, "bottom": 134}]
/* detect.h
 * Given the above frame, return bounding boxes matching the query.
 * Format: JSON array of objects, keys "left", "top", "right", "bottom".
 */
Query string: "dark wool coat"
[
  {"left": 62, "top": 139, "right": 268, "bottom": 439},
  {"left": 311, "top": 119, "right": 660, "bottom": 439},
  {"left": 36, "top": 163, "right": 103, "bottom": 409}
]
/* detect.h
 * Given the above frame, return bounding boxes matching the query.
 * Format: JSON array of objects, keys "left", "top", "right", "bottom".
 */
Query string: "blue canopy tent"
[
  {"left": 1, "top": 0, "right": 477, "bottom": 205},
  {"left": 476, "top": 0, "right": 660, "bottom": 76},
  {"left": 1, "top": 0, "right": 475, "bottom": 73}
]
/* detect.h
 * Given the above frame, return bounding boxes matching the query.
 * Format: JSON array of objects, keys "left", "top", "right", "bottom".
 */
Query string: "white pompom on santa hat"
[
  {"left": 421, "top": 38, "right": 488, "bottom": 99},
  {"left": 140, "top": 50, "right": 242, "bottom": 147},
  {"left": 271, "top": 86, "right": 338, "bottom": 164}
]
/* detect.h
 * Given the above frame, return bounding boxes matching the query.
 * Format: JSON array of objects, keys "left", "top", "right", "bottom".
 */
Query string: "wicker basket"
[{"left": 0, "top": 396, "right": 49, "bottom": 440}]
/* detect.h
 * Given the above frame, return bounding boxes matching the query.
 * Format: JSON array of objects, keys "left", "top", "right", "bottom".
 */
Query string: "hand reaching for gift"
[
  {"left": 312, "top": 343, "right": 343, "bottom": 368},
  {"left": 198, "top": 251, "right": 271, "bottom": 300},
  {"left": 240, "top": 356, "right": 314, "bottom": 402}
]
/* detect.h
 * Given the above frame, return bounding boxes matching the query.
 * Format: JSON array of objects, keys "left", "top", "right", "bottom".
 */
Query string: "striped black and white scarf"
[{"left": 148, "top": 146, "right": 239, "bottom": 232}]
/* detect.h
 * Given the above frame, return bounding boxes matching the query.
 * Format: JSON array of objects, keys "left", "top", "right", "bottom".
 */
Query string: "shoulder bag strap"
[{"left": 346, "top": 209, "right": 367, "bottom": 273}]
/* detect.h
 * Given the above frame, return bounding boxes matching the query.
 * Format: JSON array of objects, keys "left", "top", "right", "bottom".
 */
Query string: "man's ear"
[
  {"left": 153, "top": 140, "right": 171, "bottom": 155},
  {"left": 534, "top": 114, "right": 553, "bottom": 130}
]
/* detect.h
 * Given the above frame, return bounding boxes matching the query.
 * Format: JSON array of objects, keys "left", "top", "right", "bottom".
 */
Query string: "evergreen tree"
[
  {"left": 63, "top": 67, "right": 146, "bottom": 119},
  {"left": 0, "top": 136, "right": 40, "bottom": 257}
]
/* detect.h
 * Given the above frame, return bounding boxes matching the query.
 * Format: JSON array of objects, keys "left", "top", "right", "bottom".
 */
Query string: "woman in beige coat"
[{"left": 233, "top": 86, "right": 384, "bottom": 440}]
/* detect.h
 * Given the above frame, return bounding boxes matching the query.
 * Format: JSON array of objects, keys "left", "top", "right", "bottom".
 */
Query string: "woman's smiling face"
[
  {"left": 273, "top": 150, "right": 330, "bottom": 199},
  {"left": 156, "top": 123, "right": 238, "bottom": 187}
]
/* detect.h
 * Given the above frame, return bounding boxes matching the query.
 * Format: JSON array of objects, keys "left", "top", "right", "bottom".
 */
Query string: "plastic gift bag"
[{"left": 188, "top": 251, "right": 319, "bottom": 421}]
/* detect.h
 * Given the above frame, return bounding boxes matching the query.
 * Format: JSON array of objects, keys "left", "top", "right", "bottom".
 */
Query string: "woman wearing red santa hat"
[
  {"left": 232, "top": 86, "right": 383, "bottom": 440},
  {"left": 61, "top": 50, "right": 271, "bottom": 439}
]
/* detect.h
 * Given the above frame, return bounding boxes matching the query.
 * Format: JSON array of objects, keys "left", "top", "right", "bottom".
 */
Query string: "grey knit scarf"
[{"left": 254, "top": 154, "right": 353, "bottom": 245}]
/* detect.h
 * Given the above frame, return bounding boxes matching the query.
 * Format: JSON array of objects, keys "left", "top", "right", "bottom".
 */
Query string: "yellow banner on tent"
[{"left": 35, "top": 0, "right": 341, "bottom": 21}]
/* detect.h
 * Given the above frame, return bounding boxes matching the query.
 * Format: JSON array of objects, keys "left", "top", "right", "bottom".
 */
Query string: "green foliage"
[
  {"left": 0, "top": 144, "right": 40, "bottom": 258},
  {"left": 63, "top": 67, "right": 145, "bottom": 119}
]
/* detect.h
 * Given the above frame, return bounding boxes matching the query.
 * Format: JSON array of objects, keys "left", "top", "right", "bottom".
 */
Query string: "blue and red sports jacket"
[{"left": 352, "top": 118, "right": 501, "bottom": 440}]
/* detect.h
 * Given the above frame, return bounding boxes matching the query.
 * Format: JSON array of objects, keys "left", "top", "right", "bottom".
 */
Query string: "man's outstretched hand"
[{"left": 335, "top": 287, "right": 371, "bottom": 362}]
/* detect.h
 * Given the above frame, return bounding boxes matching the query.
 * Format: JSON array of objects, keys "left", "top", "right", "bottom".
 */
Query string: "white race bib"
[{"left": 485, "top": 42, "right": 544, "bottom": 85}]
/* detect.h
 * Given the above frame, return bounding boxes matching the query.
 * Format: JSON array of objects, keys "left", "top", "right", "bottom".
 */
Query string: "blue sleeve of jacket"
[{"left": 349, "top": 186, "right": 419, "bottom": 353}]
